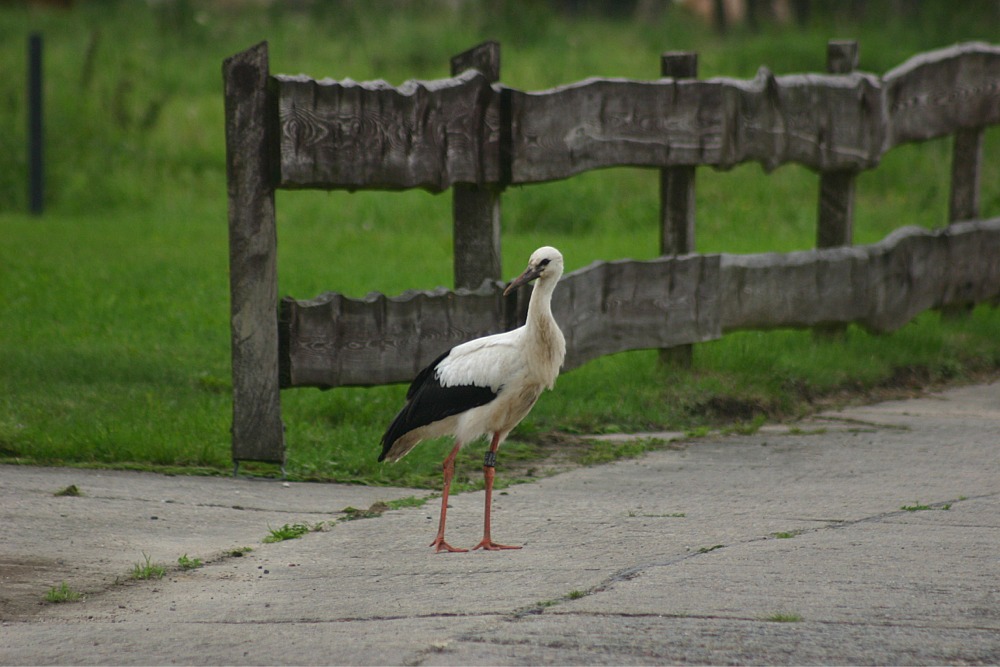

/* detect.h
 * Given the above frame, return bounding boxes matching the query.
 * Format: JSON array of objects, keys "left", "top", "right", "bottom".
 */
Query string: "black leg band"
[{"left": 484, "top": 451, "right": 497, "bottom": 468}]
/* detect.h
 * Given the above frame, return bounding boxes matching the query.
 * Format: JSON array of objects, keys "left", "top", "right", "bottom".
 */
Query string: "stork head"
[{"left": 503, "top": 246, "right": 564, "bottom": 296}]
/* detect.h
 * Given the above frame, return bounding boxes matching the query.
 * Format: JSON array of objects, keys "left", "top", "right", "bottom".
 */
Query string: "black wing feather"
[{"left": 379, "top": 350, "right": 497, "bottom": 461}]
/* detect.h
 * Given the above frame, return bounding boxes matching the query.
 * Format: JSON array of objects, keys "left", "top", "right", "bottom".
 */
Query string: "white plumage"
[{"left": 380, "top": 246, "right": 566, "bottom": 552}]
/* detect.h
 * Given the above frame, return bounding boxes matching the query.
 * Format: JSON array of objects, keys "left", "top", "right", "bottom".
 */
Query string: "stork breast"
[{"left": 494, "top": 382, "right": 544, "bottom": 432}]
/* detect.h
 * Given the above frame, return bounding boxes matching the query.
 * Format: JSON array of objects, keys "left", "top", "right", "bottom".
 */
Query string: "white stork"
[{"left": 379, "top": 246, "right": 566, "bottom": 552}]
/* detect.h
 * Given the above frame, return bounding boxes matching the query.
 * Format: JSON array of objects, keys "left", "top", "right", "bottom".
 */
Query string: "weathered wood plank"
[
  {"left": 278, "top": 257, "right": 721, "bottom": 388},
  {"left": 658, "top": 52, "right": 699, "bottom": 256},
  {"left": 817, "top": 170, "right": 856, "bottom": 247},
  {"left": 507, "top": 69, "right": 886, "bottom": 182},
  {"left": 949, "top": 127, "right": 983, "bottom": 223},
  {"left": 816, "top": 40, "right": 859, "bottom": 249},
  {"left": 280, "top": 283, "right": 513, "bottom": 387},
  {"left": 658, "top": 52, "right": 699, "bottom": 367},
  {"left": 556, "top": 255, "right": 721, "bottom": 370},
  {"left": 280, "top": 254, "right": 721, "bottom": 388},
  {"left": 223, "top": 42, "right": 285, "bottom": 464},
  {"left": 814, "top": 40, "right": 860, "bottom": 339},
  {"left": 720, "top": 217, "right": 1000, "bottom": 334},
  {"left": 451, "top": 41, "right": 503, "bottom": 289},
  {"left": 272, "top": 42, "right": 998, "bottom": 191},
  {"left": 280, "top": 218, "right": 1000, "bottom": 388},
  {"left": 884, "top": 42, "right": 1000, "bottom": 147},
  {"left": 506, "top": 42, "right": 997, "bottom": 183},
  {"left": 276, "top": 69, "right": 501, "bottom": 192}
]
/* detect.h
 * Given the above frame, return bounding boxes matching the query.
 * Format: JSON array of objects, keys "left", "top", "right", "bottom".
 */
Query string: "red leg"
[
  {"left": 430, "top": 441, "right": 467, "bottom": 553},
  {"left": 472, "top": 433, "right": 521, "bottom": 551}
]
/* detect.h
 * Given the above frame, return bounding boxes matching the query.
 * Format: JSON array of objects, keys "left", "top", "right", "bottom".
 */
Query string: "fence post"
[
  {"left": 817, "top": 39, "right": 858, "bottom": 248},
  {"left": 659, "top": 51, "right": 698, "bottom": 368},
  {"left": 942, "top": 126, "right": 984, "bottom": 319},
  {"left": 949, "top": 128, "right": 982, "bottom": 223},
  {"left": 451, "top": 42, "right": 502, "bottom": 290},
  {"left": 223, "top": 42, "right": 285, "bottom": 469},
  {"left": 28, "top": 33, "right": 44, "bottom": 216},
  {"left": 815, "top": 40, "right": 858, "bottom": 338}
]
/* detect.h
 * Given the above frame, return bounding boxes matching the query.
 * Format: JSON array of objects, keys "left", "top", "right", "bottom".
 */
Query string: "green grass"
[
  {"left": 901, "top": 502, "right": 952, "bottom": 512},
  {"left": 129, "top": 553, "right": 167, "bottom": 581},
  {"left": 340, "top": 504, "right": 390, "bottom": 521},
  {"left": 177, "top": 554, "right": 203, "bottom": 570},
  {"left": 575, "top": 437, "right": 672, "bottom": 466},
  {"left": 1, "top": 2, "right": 999, "bottom": 488},
  {"left": 262, "top": 523, "right": 313, "bottom": 544},
  {"left": 698, "top": 544, "right": 726, "bottom": 554},
  {"left": 772, "top": 530, "right": 804, "bottom": 539},
  {"left": 44, "top": 581, "right": 83, "bottom": 603},
  {"left": 765, "top": 612, "right": 803, "bottom": 623}
]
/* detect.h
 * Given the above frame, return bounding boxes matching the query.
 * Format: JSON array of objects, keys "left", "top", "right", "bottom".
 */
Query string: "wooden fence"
[{"left": 224, "top": 40, "right": 1000, "bottom": 465}]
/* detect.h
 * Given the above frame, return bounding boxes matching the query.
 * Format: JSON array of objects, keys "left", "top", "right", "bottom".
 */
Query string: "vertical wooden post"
[
  {"left": 223, "top": 42, "right": 285, "bottom": 467},
  {"left": 942, "top": 126, "right": 983, "bottom": 319},
  {"left": 451, "top": 42, "right": 502, "bottom": 290},
  {"left": 659, "top": 51, "right": 698, "bottom": 368},
  {"left": 817, "top": 40, "right": 858, "bottom": 248},
  {"left": 28, "top": 33, "right": 44, "bottom": 216},
  {"left": 815, "top": 40, "right": 858, "bottom": 337},
  {"left": 949, "top": 127, "right": 982, "bottom": 223}
]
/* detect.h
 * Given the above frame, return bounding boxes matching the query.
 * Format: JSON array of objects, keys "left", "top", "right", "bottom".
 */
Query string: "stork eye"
[{"left": 538, "top": 258, "right": 551, "bottom": 268}]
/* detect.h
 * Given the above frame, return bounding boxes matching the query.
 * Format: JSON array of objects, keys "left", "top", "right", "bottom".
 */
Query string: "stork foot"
[
  {"left": 471, "top": 538, "right": 522, "bottom": 551},
  {"left": 430, "top": 537, "right": 468, "bottom": 553}
]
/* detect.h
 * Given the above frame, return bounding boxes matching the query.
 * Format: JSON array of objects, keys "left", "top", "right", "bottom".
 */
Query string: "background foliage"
[{"left": 1, "top": 0, "right": 998, "bottom": 486}]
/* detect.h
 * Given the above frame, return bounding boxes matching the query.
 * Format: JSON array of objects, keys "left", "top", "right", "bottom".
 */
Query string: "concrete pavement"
[{"left": 1, "top": 381, "right": 998, "bottom": 665}]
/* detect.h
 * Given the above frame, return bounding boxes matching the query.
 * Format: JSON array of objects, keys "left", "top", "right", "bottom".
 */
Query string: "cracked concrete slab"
[{"left": 1, "top": 380, "right": 998, "bottom": 665}]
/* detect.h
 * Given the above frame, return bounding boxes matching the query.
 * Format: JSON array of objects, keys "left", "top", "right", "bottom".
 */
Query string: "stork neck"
[
  {"left": 523, "top": 274, "right": 565, "bottom": 376},
  {"left": 525, "top": 277, "right": 556, "bottom": 332}
]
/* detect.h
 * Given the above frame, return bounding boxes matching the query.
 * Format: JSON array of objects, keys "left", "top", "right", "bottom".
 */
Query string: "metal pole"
[{"left": 28, "top": 32, "right": 44, "bottom": 215}]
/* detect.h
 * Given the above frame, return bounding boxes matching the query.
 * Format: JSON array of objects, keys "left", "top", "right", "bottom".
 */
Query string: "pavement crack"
[
  {"left": 529, "top": 609, "right": 1000, "bottom": 632},
  {"left": 59, "top": 492, "right": 339, "bottom": 517},
  {"left": 196, "top": 611, "right": 505, "bottom": 626},
  {"left": 574, "top": 493, "right": 989, "bottom": 601},
  {"left": 813, "top": 415, "right": 911, "bottom": 431},
  {"left": 194, "top": 502, "right": 335, "bottom": 516}
]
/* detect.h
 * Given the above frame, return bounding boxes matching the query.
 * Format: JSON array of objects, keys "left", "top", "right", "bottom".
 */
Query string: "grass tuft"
[
  {"left": 577, "top": 437, "right": 670, "bottom": 466},
  {"left": 697, "top": 544, "right": 725, "bottom": 554},
  {"left": 262, "top": 523, "right": 312, "bottom": 543},
  {"left": 901, "top": 502, "right": 951, "bottom": 512},
  {"left": 177, "top": 554, "right": 203, "bottom": 569},
  {"left": 130, "top": 553, "right": 167, "bottom": 581},
  {"left": 44, "top": 582, "right": 83, "bottom": 603},
  {"left": 765, "top": 612, "right": 803, "bottom": 623},
  {"left": 771, "top": 530, "right": 804, "bottom": 539}
]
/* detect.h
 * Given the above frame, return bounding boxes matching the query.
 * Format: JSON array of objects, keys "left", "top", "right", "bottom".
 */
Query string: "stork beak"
[{"left": 503, "top": 265, "right": 544, "bottom": 296}]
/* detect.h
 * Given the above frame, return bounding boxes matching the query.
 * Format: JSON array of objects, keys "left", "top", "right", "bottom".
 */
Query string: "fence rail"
[
  {"left": 280, "top": 218, "right": 1000, "bottom": 388},
  {"left": 225, "top": 40, "right": 999, "bottom": 465},
  {"left": 277, "top": 42, "right": 1000, "bottom": 190}
]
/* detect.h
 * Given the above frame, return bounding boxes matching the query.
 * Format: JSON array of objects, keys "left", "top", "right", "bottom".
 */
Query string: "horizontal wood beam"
[
  {"left": 279, "top": 254, "right": 722, "bottom": 388},
  {"left": 273, "top": 42, "right": 1000, "bottom": 191},
  {"left": 721, "top": 218, "right": 1000, "bottom": 333},
  {"left": 279, "top": 218, "right": 1000, "bottom": 388},
  {"left": 276, "top": 70, "right": 501, "bottom": 192},
  {"left": 883, "top": 41, "right": 1000, "bottom": 146}
]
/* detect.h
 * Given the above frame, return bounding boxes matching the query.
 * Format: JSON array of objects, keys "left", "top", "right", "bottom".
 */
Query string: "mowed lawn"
[{"left": 1, "top": 1, "right": 998, "bottom": 487}]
